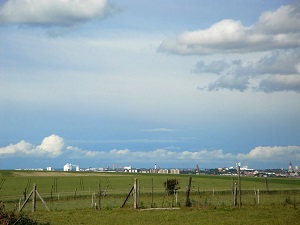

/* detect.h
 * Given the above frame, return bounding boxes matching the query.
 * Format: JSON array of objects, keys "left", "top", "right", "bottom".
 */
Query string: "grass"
[
  {"left": 1, "top": 171, "right": 300, "bottom": 224},
  {"left": 30, "top": 205, "right": 300, "bottom": 225}
]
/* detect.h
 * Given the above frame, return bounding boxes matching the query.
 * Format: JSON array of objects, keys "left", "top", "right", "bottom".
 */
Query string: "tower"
[
  {"left": 195, "top": 164, "right": 199, "bottom": 174},
  {"left": 288, "top": 161, "right": 293, "bottom": 172}
]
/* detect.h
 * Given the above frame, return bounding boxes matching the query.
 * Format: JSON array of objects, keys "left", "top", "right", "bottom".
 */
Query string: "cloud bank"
[
  {"left": 159, "top": 3, "right": 300, "bottom": 55},
  {"left": 160, "top": 1, "right": 300, "bottom": 93},
  {"left": 1, "top": 135, "right": 300, "bottom": 168},
  {"left": 0, "top": 0, "right": 111, "bottom": 26},
  {"left": 237, "top": 146, "right": 300, "bottom": 162},
  {"left": 194, "top": 49, "right": 300, "bottom": 92}
]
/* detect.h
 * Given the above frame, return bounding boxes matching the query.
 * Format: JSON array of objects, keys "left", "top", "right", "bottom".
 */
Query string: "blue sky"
[{"left": 1, "top": 0, "right": 300, "bottom": 170}]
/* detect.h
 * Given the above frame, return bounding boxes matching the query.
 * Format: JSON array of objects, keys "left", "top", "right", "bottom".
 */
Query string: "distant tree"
[{"left": 163, "top": 178, "right": 180, "bottom": 195}]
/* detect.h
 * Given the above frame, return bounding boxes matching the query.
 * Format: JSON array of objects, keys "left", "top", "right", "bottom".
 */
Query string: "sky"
[{"left": 0, "top": 0, "right": 300, "bottom": 170}]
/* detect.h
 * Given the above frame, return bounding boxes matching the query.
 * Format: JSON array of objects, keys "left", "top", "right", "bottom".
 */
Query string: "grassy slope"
[
  {"left": 1, "top": 171, "right": 300, "bottom": 225},
  {"left": 32, "top": 205, "right": 299, "bottom": 225}
]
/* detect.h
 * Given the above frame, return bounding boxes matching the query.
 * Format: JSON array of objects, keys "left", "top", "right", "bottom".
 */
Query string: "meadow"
[{"left": 0, "top": 170, "right": 300, "bottom": 224}]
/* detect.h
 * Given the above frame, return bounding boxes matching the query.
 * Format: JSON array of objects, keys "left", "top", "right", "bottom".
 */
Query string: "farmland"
[{"left": 0, "top": 170, "right": 300, "bottom": 224}]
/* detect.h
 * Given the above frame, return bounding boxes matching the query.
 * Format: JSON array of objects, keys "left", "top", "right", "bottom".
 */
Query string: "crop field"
[{"left": 0, "top": 170, "right": 300, "bottom": 224}]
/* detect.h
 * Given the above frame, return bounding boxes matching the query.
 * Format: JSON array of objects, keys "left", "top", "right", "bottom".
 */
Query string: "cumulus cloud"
[
  {"left": 0, "top": 0, "right": 112, "bottom": 26},
  {"left": 0, "top": 140, "right": 34, "bottom": 156},
  {"left": 160, "top": 2, "right": 300, "bottom": 93},
  {"left": 44, "top": 144, "right": 300, "bottom": 166},
  {"left": 37, "top": 134, "right": 64, "bottom": 157},
  {"left": 2, "top": 135, "right": 300, "bottom": 168},
  {"left": 256, "top": 1, "right": 300, "bottom": 34},
  {"left": 238, "top": 146, "right": 300, "bottom": 162},
  {"left": 62, "top": 146, "right": 234, "bottom": 163},
  {"left": 159, "top": 2, "right": 300, "bottom": 55},
  {"left": 0, "top": 134, "right": 64, "bottom": 158}
]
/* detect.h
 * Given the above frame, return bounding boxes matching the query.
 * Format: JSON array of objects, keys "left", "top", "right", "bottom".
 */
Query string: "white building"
[
  {"left": 64, "top": 163, "right": 73, "bottom": 171},
  {"left": 170, "top": 169, "right": 180, "bottom": 174},
  {"left": 124, "top": 166, "right": 132, "bottom": 171},
  {"left": 158, "top": 169, "right": 169, "bottom": 174},
  {"left": 46, "top": 167, "right": 53, "bottom": 171}
]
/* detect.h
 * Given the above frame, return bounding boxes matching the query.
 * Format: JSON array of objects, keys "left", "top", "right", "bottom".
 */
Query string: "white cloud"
[
  {"left": 256, "top": 2, "right": 300, "bottom": 34},
  {"left": 61, "top": 146, "right": 234, "bottom": 163},
  {"left": 37, "top": 134, "right": 64, "bottom": 158},
  {"left": 238, "top": 146, "right": 300, "bottom": 162},
  {"left": 0, "top": 140, "right": 34, "bottom": 156},
  {"left": 2, "top": 135, "right": 300, "bottom": 168},
  {"left": 0, "top": 134, "right": 64, "bottom": 158},
  {"left": 64, "top": 145, "right": 300, "bottom": 168},
  {"left": 159, "top": 1, "right": 300, "bottom": 93},
  {"left": 0, "top": 0, "right": 111, "bottom": 26},
  {"left": 110, "top": 149, "right": 130, "bottom": 155},
  {"left": 159, "top": 2, "right": 300, "bottom": 55}
]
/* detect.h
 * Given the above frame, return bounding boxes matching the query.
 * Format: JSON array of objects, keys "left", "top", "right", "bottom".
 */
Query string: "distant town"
[{"left": 14, "top": 162, "right": 300, "bottom": 178}]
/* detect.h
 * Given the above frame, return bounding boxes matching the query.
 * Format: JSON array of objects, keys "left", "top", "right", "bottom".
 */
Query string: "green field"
[{"left": 1, "top": 171, "right": 300, "bottom": 224}]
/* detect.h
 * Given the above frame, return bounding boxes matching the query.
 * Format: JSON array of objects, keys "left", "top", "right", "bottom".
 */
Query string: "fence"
[{"left": 1, "top": 176, "right": 300, "bottom": 212}]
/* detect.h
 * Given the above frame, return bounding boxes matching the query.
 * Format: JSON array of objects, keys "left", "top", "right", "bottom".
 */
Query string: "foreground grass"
[
  {"left": 31, "top": 205, "right": 299, "bottom": 225},
  {"left": 2, "top": 171, "right": 300, "bottom": 224}
]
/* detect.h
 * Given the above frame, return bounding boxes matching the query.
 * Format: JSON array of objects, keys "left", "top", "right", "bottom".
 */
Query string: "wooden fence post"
[
  {"left": 185, "top": 177, "right": 192, "bottom": 207},
  {"left": 19, "top": 184, "right": 50, "bottom": 212},
  {"left": 74, "top": 188, "right": 77, "bottom": 199},
  {"left": 23, "top": 188, "right": 27, "bottom": 201},
  {"left": 91, "top": 193, "right": 94, "bottom": 208},
  {"left": 151, "top": 178, "right": 154, "bottom": 208},
  {"left": 36, "top": 190, "right": 50, "bottom": 211},
  {"left": 50, "top": 185, "right": 53, "bottom": 201},
  {"left": 19, "top": 189, "right": 33, "bottom": 212},
  {"left": 265, "top": 177, "right": 269, "bottom": 192},
  {"left": 233, "top": 182, "right": 237, "bottom": 206},
  {"left": 98, "top": 179, "right": 101, "bottom": 210},
  {"left": 32, "top": 184, "right": 36, "bottom": 212},
  {"left": 238, "top": 164, "right": 242, "bottom": 208},
  {"left": 133, "top": 178, "right": 138, "bottom": 209},
  {"left": 232, "top": 178, "right": 234, "bottom": 195},
  {"left": 121, "top": 186, "right": 134, "bottom": 208}
]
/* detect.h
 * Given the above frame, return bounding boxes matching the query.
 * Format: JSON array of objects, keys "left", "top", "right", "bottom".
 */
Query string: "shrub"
[
  {"left": 163, "top": 179, "right": 180, "bottom": 195},
  {"left": 0, "top": 202, "right": 50, "bottom": 225}
]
